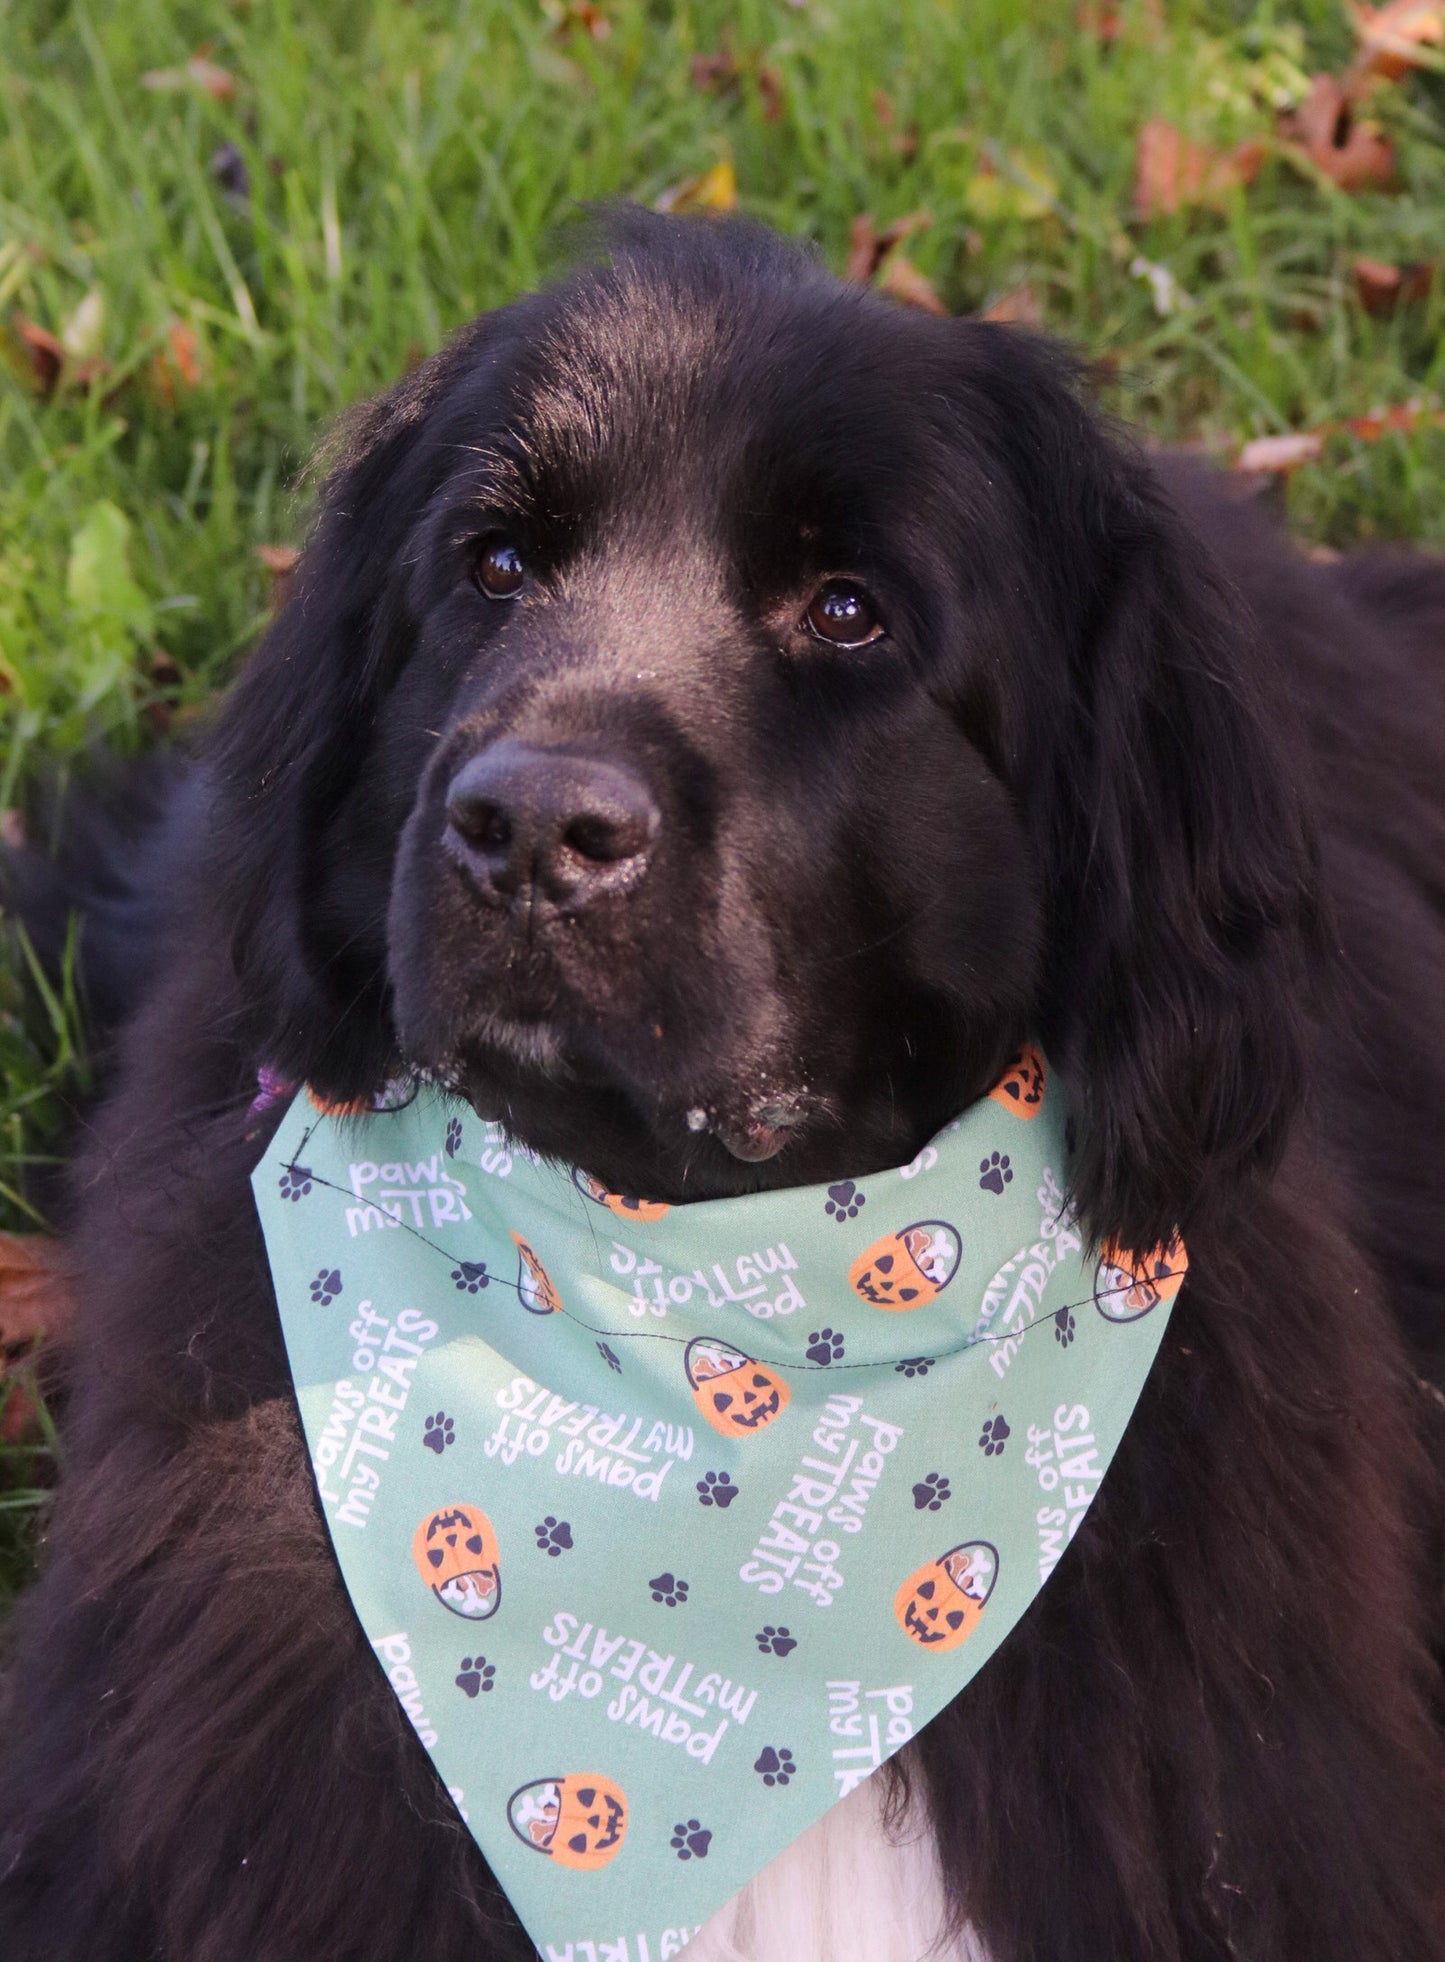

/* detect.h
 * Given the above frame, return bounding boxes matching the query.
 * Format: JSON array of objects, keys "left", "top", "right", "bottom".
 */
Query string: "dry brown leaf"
[
  {"left": 844, "top": 210, "right": 931, "bottom": 285},
  {"left": 1134, "top": 119, "right": 1267, "bottom": 219},
  {"left": 1354, "top": 255, "right": 1404, "bottom": 314},
  {"left": 256, "top": 542, "right": 300, "bottom": 610},
  {"left": 1077, "top": 0, "right": 1163, "bottom": 38},
  {"left": 877, "top": 252, "right": 948, "bottom": 315},
  {"left": 1236, "top": 431, "right": 1325, "bottom": 474},
  {"left": 0, "top": 1234, "right": 72, "bottom": 1352},
  {"left": 551, "top": 0, "right": 611, "bottom": 42},
  {"left": 1350, "top": 0, "right": 1445, "bottom": 82},
  {"left": 869, "top": 87, "right": 918, "bottom": 159},
  {"left": 142, "top": 55, "right": 238, "bottom": 100},
  {"left": 1339, "top": 401, "right": 1445, "bottom": 438},
  {"left": 981, "top": 284, "right": 1042, "bottom": 325},
  {"left": 755, "top": 62, "right": 785, "bottom": 123},
  {"left": 151, "top": 319, "right": 204, "bottom": 405},
  {"left": 9, "top": 311, "right": 108, "bottom": 398},
  {"left": 1281, "top": 75, "right": 1394, "bottom": 190},
  {"left": 11, "top": 313, "right": 64, "bottom": 397},
  {"left": 1236, "top": 402, "right": 1445, "bottom": 476},
  {"left": 654, "top": 159, "right": 737, "bottom": 215}
]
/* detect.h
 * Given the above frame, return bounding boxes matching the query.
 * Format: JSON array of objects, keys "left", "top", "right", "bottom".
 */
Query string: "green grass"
[{"left": 2, "top": 0, "right": 1444, "bottom": 1591}]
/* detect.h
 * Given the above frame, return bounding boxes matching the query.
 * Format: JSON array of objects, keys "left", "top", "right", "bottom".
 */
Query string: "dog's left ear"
[{"left": 985, "top": 351, "right": 1325, "bottom": 1252}]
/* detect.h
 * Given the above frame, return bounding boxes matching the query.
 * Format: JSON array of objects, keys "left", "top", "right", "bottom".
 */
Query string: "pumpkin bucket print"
[
  {"left": 412, "top": 1504, "right": 502, "bottom": 1620},
  {"left": 1093, "top": 1233, "right": 1188, "bottom": 1322},
  {"left": 850, "top": 1220, "right": 961, "bottom": 1310},
  {"left": 511, "top": 1231, "right": 563, "bottom": 1315},
  {"left": 895, "top": 1541, "right": 998, "bottom": 1651},
  {"left": 986, "top": 1043, "right": 1046, "bottom": 1118},
  {"left": 571, "top": 1166, "right": 670, "bottom": 1223},
  {"left": 684, "top": 1337, "right": 791, "bottom": 1437},
  {"left": 507, "top": 1774, "right": 628, "bottom": 1871}
]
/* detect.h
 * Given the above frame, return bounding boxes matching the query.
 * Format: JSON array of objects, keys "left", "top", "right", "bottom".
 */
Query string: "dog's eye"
[
  {"left": 803, "top": 580, "right": 884, "bottom": 648},
  {"left": 473, "top": 534, "right": 526, "bottom": 600}
]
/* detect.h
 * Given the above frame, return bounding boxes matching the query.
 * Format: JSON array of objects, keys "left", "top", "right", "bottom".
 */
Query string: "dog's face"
[{"left": 216, "top": 215, "right": 1319, "bottom": 1234}]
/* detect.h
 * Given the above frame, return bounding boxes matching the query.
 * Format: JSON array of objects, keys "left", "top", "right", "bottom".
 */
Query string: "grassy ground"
[{"left": 2, "top": 0, "right": 1443, "bottom": 1596}]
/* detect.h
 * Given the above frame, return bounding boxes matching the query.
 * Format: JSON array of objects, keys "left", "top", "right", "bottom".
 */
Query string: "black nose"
[{"left": 444, "top": 740, "right": 660, "bottom": 908}]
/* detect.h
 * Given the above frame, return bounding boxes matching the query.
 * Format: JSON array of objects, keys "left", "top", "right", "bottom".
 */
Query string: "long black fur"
[{"left": 2, "top": 213, "right": 1442, "bottom": 1961}]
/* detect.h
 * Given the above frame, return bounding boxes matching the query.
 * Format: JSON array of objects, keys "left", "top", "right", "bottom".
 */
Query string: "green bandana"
[{"left": 253, "top": 1045, "right": 1183, "bottom": 1960}]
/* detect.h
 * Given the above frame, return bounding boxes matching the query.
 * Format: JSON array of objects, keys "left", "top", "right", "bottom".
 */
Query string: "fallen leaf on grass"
[
  {"left": 142, "top": 56, "right": 238, "bottom": 101},
  {"left": 878, "top": 253, "right": 948, "bottom": 315},
  {"left": 844, "top": 209, "right": 931, "bottom": 284},
  {"left": 1338, "top": 401, "right": 1445, "bottom": 439},
  {"left": 690, "top": 44, "right": 785, "bottom": 123},
  {"left": 151, "top": 319, "right": 204, "bottom": 406},
  {"left": 0, "top": 1234, "right": 72, "bottom": 1352},
  {"left": 1237, "top": 432, "right": 1326, "bottom": 474},
  {"left": 0, "top": 1227, "right": 69, "bottom": 1443},
  {"left": 870, "top": 89, "right": 918, "bottom": 160},
  {"left": 1280, "top": 75, "right": 1393, "bottom": 190},
  {"left": 1077, "top": 0, "right": 1163, "bottom": 39},
  {"left": 1134, "top": 118, "right": 1267, "bottom": 219},
  {"left": 8, "top": 298, "right": 109, "bottom": 400},
  {"left": 1352, "top": 255, "right": 1435, "bottom": 313},
  {"left": 1236, "top": 401, "right": 1445, "bottom": 474},
  {"left": 1350, "top": 0, "right": 1445, "bottom": 83},
  {"left": 256, "top": 543, "right": 300, "bottom": 610},
  {"left": 654, "top": 159, "right": 737, "bottom": 214},
  {"left": 10, "top": 314, "right": 65, "bottom": 397},
  {"left": 549, "top": 0, "right": 612, "bottom": 41},
  {"left": 981, "top": 284, "right": 1042, "bottom": 325}
]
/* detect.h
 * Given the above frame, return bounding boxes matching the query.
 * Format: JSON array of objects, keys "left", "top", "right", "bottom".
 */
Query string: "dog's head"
[{"left": 210, "top": 212, "right": 1320, "bottom": 1243}]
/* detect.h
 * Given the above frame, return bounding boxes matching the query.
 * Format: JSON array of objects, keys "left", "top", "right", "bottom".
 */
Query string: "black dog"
[{"left": 2, "top": 212, "right": 1443, "bottom": 1961}]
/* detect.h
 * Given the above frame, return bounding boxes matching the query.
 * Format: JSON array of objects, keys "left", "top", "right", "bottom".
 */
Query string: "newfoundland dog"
[{"left": 1, "top": 212, "right": 1443, "bottom": 1962}]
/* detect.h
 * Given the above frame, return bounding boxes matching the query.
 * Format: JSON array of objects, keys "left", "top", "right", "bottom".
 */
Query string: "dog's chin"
[{"left": 405, "top": 1014, "right": 951, "bottom": 1205}]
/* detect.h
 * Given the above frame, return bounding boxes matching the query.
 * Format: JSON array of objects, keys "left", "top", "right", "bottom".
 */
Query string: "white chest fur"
[{"left": 688, "top": 1778, "right": 991, "bottom": 1962}]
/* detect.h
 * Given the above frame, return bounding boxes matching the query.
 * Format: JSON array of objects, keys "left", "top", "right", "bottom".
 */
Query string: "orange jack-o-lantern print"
[
  {"left": 510, "top": 1231, "right": 563, "bottom": 1315},
  {"left": 1093, "top": 1233, "right": 1188, "bottom": 1322},
  {"left": 412, "top": 1504, "right": 502, "bottom": 1620},
  {"left": 571, "top": 1167, "right": 670, "bottom": 1223},
  {"left": 507, "top": 1774, "right": 628, "bottom": 1871},
  {"left": 850, "top": 1220, "right": 961, "bottom": 1310},
  {"left": 895, "top": 1541, "right": 998, "bottom": 1651},
  {"left": 987, "top": 1043, "right": 1046, "bottom": 1119},
  {"left": 684, "top": 1337, "right": 791, "bottom": 1437}
]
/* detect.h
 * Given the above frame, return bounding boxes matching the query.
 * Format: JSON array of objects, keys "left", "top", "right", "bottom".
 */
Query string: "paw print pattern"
[
  {"left": 670, "top": 1819, "right": 712, "bottom": 1861},
  {"left": 824, "top": 1180, "right": 865, "bottom": 1222},
  {"left": 754, "top": 1747, "right": 796, "bottom": 1787},
  {"left": 423, "top": 1412, "right": 456, "bottom": 1455},
  {"left": 649, "top": 1571, "right": 689, "bottom": 1606},
  {"left": 806, "top": 1327, "right": 845, "bottom": 1365},
  {"left": 451, "top": 1260, "right": 489, "bottom": 1294},
  {"left": 1055, "top": 1306, "right": 1076, "bottom": 1347},
  {"left": 455, "top": 1655, "right": 495, "bottom": 1697},
  {"left": 978, "top": 1415, "right": 1011, "bottom": 1457},
  {"left": 598, "top": 1341, "right": 622, "bottom": 1373},
  {"left": 278, "top": 1164, "right": 313, "bottom": 1202},
  {"left": 534, "top": 1516, "right": 574, "bottom": 1556},
  {"left": 755, "top": 1625, "right": 797, "bottom": 1656},
  {"left": 309, "top": 1268, "right": 341, "bottom": 1304},
  {"left": 978, "top": 1151, "right": 1013, "bottom": 1195},
  {"left": 895, "top": 1357, "right": 935, "bottom": 1379},
  {"left": 912, "top": 1472, "right": 952, "bottom": 1512},
  {"left": 444, "top": 1116, "right": 463, "bottom": 1158},
  {"left": 696, "top": 1471, "right": 739, "bottom": 1509}
]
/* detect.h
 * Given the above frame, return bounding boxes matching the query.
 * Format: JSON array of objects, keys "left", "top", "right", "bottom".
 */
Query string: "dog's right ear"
[{"left": 203, "top": 316, "right": 506, "bottom": 1096}]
